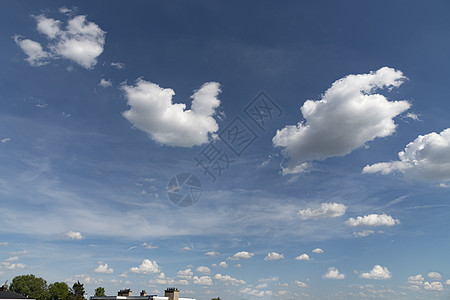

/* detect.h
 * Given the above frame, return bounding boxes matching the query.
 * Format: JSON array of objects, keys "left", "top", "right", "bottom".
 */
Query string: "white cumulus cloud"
[
  {"left": 345, "top": 214, "right": 399, "bottom": 227},
  {"left": 177, "top": 268, "right": 193, "bottom": 279},
  {"left": 427, "top": 272, "right": 442, "bottom": 281},
  {"left": 264, "top": 252, "right": 284, "bottom": 261},
  {"left": 295, "top": 280, "right": 308, "bottom": 288},
  {"left": 218, "top": 261, "right": 228, "bottom": 268},
  {"left": 298, "top": 202, "right": 347, "bottom": 220},
  {"left": 324, "top": 267, "right": 345, "bottom": 279},
  {"left": 214, "top": 274, "right": 246, "bottom": 285},
  {"left": 122, "top": 80, "right": 221, "bottom": 147},
  {"left": 196, "top": 266, "right": 211, "bottom": 275},
  {"left": 99, "top": 78, "right": 112, "bottom": 88},
  {"left": 273, "top": 67, "right": 409, "bottom": 175},
  {"left": 129, "top": 259, "right": 160, "bottom": 274},
  {"left": 192, "top": 276, "right": 212, "bottom": 285},
  {"left": 63, "top": 231, "right": 85, "bottom": 240},
  {"left": 13, "top": 36, "right": 49, "bottom": 66},
  {"left": 408, "top": 274, "right": 424, "bottom": 286},
  {"left": 363, "top": 128, "right": 450, "bottom": 183},
  {"left": 312, "top": 248, "right": 324, "bottom": 254},
  {"left": 295, "top": 254, "right": 311, "bottom": 261},
  {"left": 228, "top": 251, "right": 254, "bottom": 260},
  {"left": 424, "top": 281, "right": 444, "bottom": 291},
  {"left": 94, "top": 263, "right": 114, "bottom": 274},
  {"left": 15, "top": 13, "right": 105, "bottom": 69},
  {"left": 360, "top": 265, "right": 391, "bottom": 280}
]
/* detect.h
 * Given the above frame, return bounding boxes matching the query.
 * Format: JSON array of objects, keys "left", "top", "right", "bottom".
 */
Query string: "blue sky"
[{"left": 1, "top": 1, "right": 450, "bottom": 299}]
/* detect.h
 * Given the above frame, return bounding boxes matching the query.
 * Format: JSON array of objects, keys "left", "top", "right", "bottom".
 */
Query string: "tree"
[
  {"left": 49, "top": 282, "right": 70, "bottom": 300},
  {"left": 70, "top": 281, "right": 85, "bottom": 300},
  {"left": 9, "top": 274, "right": 50, "bottom": 300},
  {"left": 94, "top": 287, "right": 106, "bottom": 297},
  {"left": 211, "top": 298, "right": 221, "bottom": 300}
]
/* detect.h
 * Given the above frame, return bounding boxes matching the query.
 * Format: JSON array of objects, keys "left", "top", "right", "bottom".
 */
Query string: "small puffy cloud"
[
  {"left": 295, "top": 254, "right": 311, "bottom": 261},
  {"left": 298, "top": 203, "right": 347, "bottom": 220},
  {"left": 129, "top": 259, "right": 160, "bottom": 274},
  {"left": 360, "top": 265, "right": 391, "bottom": 280},
  {"left": 264, "top": 252, "right": 284, "bottom": 261},
  {"left": 5, "top": 263, "right": 26, "bottom": 270},
  {"left": 192, "top": 275, "right": 212, "bottom": 285},
  {"left": 273, "top": 67, "right": 409, "bottom": 175},
  {"left": 111, "top": 62, "right": 125, "bottom": 69},
  {"left": 99, "top": 78, "right": 112, "bottom": 88},
  {"left": 228, "top": 251, "right": 254, "bottom": 260},
  {"left": 324, "top": 267, "right": 345, "bottom": 279},
  {"left": 408, "top": 274, "right": 424, "bottom": 286},
  {"left": 312, "top": 248, "right": 324, "bottom": 254},
  {"left": 177, "top": 268, "right": 193, "bottom": 279},
  {"left": 345, "top": 214, "right": 399, "bottom": 227},
  {"left": 1, "top": 138, "right": 11, "bottom": 144},
  {"left": 94, "top": 263, "right": 114, "bottom": 274},
  {"left": 445, "top": 279, "right": 450, "bottom": 285},
  {"left": 241, "top": 288, "right": 272, "bottom": 297},
  {"left": 204, "top": 251, "right": 220, "bottom": 257},
  {"left": 122, "top": 80, "right": 221, "bottom": 147},
  {"left": 427, "top": 272, "right": 442, "bottom": 281},
  {"left": 214, "top": 274, "right": 246, "bottom": 285},
  {"left": 295, "top": 280, "right": 308, "bottom": 288},
  {"left": 218, "top": 262, "right": 228, "bottom": 268},
  {"left": 0, "top": 242, "right": 8, "bottom": 245},
  {"left": 63, "top": 231, "right": 85, "bottom": 240},
  {"left": 363, "top": 128, "right": 450, "bottom": 183},
  {"left": 353, "top": 230, "right": 375, "bottom": 237},
  {"left": 15, "top": 13, "right": 105, "bottom": 69},
  {"left": 13, "top": 36, "right": 49, "bottom": 66},
  {"left": 196, "top": 266, "right": 211, "bottom": 275},
  {"left": 423, "top": 281, "right": 444, "bottom": 291}
]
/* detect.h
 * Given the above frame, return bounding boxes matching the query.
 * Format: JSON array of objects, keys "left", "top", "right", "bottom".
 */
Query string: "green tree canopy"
[
  {"left": 70, "top": 281, "right": 85, "bottom": 300},
  {"left": 94, "top": 287, "right": 106, "bottom": 297},
  {"left": 211, "top": 298, "right": 221, "bottom": 300},
  {"left": 49, "top": 282, "right": 70, "bottom": 300},
  {"left": 9, "top": 274, "right": 50, "bottom": 300}
]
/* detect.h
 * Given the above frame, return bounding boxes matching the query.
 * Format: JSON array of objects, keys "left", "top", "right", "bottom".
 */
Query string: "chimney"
[
  {"left": 164, "top": 288, "right": 179, "bottom": 300},
  {"left": 118, "top": 289, "right": 132, "bottom": 297},
  {"left": 140, "top": 291, "right": 146, "bottom": 297}
]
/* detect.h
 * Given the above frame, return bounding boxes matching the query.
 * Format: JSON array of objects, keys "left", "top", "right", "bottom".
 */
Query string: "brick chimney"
[{"left": 164, "top": 288, "right": 179, "bottom": 300}]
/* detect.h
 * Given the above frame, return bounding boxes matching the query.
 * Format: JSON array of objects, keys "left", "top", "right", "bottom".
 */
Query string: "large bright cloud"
[
  {"left": 228, "top": 251, "right": 254, "bottom": 261},
  {"left": 363, "top": 128, "right": 450, "bottom": 183},
  {"left": 298, "top": 202, "right": 347, "bottom": 220},
  {"left": 122, "top": 80, "right": 221, "bottom": 147},
  {"left": 345, "top": 214, "right": 399, "bottom": 227},
  {"left": 14, "top": 12, "right": 105, "bottom": 69},
  {"left": 273, "top": 67, "right": 410, "bottom": 175},
  {"left": 360, "top": 265, "right": 391, "bottom": 280}
]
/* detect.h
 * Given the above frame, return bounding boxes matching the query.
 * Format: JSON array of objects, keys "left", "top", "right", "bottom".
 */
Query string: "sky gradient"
[{"left": 1, "top": 1, "right": 450, "bottom": 299}]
